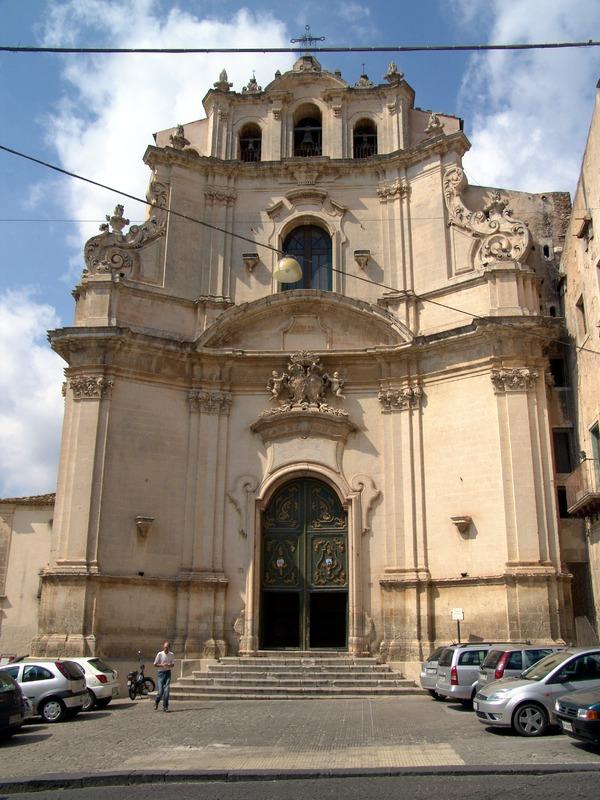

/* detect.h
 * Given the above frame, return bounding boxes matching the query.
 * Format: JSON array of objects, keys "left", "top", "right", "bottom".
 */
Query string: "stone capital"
[
  {"left": 491, "top": 367, "right": 539, "bottom": 394},
  {"left": 188, "top": 389, "right": 232, "bottom": 414},
  {"left": 69, "top": 375, "right": 114, "bottom": 400},
  {"left": 378, "top": 384, "right": 423, "bottom": 412}
]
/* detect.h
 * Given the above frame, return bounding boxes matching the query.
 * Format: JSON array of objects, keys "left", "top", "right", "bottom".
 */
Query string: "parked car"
[
  {"left": 420, "top": 646, "right": 449, "bottom": 699},
  {"left": 435, "top": 643, "right": 496, "bottom": 705},
  {"left": 474, "top": 647, "right": 600, "bottom": 736},
  {"left": 475, "top": 645, "right": 563, "bottom": 694},
  {"left": 67, "top": 657, "right": 119, "bottom": 711},
  {"left": 0, "top": 670, "right": 25, "bottom": 738},
  {"left": 0, "top": 659, "right": 87, "bottom": 723},
  {"left": 555, "top": 687, "right": 600, "bottom": 745}
]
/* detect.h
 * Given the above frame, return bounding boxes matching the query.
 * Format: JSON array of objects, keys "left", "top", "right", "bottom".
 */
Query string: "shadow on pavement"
[{"left": 2, "top": 730, "right": 52, "bottom": 746}]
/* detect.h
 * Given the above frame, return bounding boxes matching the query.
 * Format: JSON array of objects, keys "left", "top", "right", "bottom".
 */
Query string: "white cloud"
[
  {"left": 0, "top": 290, "right": 65, "bottom": 498},
  {"left": 455, "top": 0, "right": 600, "bottom": 192},
  {"left": 40, "top": 0, "right": 293, "bottom": 278}
]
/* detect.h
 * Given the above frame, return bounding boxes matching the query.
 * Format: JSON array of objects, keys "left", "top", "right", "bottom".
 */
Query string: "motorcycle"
[{"left": 127, "top": 652, "right": 156, "bottom": 700}]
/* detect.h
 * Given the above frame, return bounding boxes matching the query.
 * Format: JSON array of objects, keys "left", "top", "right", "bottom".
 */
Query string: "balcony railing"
[{"left": 565, "top": 458, "right": 600, "bottom": 516}]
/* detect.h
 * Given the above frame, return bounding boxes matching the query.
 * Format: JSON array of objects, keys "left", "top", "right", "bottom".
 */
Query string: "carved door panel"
[{"left": 261, "top": 478, "right": 348, "bottom": 649}]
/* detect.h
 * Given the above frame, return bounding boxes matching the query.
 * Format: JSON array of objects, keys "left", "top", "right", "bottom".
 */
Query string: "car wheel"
[
  {"left": 143, "top": 678, "right": 156, "bottom": 694},
  {"left": 40, "top": 698, "right": 67, "bottom": 723},
  {"left": 96, "top": 698, "right": 111, "bottom": 709},
  {"left": 82, "top": 689, "right": 96, "bottom": 712},
  {"left": 428, "top": 690, "right": 443, "bottom": 701},
  {"left": 512, "top": 703, "right": 549, "bottom": 737}
]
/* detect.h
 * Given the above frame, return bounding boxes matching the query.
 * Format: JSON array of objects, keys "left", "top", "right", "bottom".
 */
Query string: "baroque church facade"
[{"left": 28, "top": 55, "right": 584, "bottom": 670}]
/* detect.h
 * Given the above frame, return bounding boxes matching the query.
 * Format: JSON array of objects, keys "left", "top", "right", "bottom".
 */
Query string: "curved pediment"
[{"left": 196, "top": 290, "right": 413, "bottom": 351}]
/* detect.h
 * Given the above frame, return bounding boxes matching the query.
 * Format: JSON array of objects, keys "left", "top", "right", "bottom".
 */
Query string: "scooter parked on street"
[{"left": 127, "top": 652, "right": 155, "bottom": 699}]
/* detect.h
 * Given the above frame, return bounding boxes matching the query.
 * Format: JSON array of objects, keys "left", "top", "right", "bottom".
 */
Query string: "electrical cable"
[
  {"left": 1, "top": 141, "right": 598, "bottom": 358},
  {"left": 1, "top": 41, "right": 600, "bottom": 54}
]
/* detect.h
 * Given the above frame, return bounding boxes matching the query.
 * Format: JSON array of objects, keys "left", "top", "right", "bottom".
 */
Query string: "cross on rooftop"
[{"left": 290, "top": 25, "right": 326, "bottom": 51}]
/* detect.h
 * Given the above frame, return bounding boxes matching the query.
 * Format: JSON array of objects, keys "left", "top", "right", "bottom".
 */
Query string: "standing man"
[{"left": 154, "top": 641, "right": 175, "bottom": 712}]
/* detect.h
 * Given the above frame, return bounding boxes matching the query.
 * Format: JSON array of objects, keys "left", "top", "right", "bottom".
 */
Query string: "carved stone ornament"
[
  {"left": 490, "top": 367, "right": 539, "bottom": 394},
  {"left": 135, "top": 516, "right": 155, "bottom": 538},
  {"left": 188, "top": 389, "right": 232, "bottom": 414},
  {"left": 351, "top": 474, "right": 381, "bottom": 535},
  {"left": 69, "top": 375, "right": 114, "bottom": 400},
  {"left": 242, "top": 73, "right": 262, "bottom": 94},
  {"left": 83, "top": 203, "right": 165, "bottom": 277},
  {"left": 377, "top": 178, "right": 410, "bottom": 202},
  {"left": 205, "top": 187, "right": 237, "bottom": 206},
  {"left": 443, "top": 166, "right": 532, "bottom": 267},
  {"left": 263, "top": 351, "right": 347, "bottom": 418},
  {"left": 384, "top": 61, "right": 403, "bottom": 84},
  {"left": 169, "top": 124, "right": 190, "bottom": 150},
  {"left": 226, "top": 475, "right": 258, "bottom": 537},
  {"left": 424, "top": 111, "right": 445, "bottom": 137},
  {"left": 214, "top": 69, "right": 233, "bottom": 92},
  {"left": 354, "top": 72, "right": 373, "bottom": 88},
  {"left": 378, "top": 384, "right": 423, "bottom": 411}
]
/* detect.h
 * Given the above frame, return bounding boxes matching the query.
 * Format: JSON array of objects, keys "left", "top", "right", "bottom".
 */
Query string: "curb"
[{"left": 3, "top": 764, "right": 600, "bottom": 793}]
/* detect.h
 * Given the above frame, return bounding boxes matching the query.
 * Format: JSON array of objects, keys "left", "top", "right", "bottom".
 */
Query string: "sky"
[{"left": 1, "top": 0, "right": 600, "bottom": 497}]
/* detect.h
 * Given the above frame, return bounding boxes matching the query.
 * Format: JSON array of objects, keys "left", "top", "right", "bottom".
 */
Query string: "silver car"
[
  {"left": 475, "top": 645, "right": 562, "bottom": 694},
  {"left": 0, "top": 659, "right": 87, "bottom": 723},
  {"left": 419, "top": 646, "right": 447, "bottom": 699},
  {"left": 474, "top": 647, "right": 600, "bottom": 736},
  {"left": 435, "top": 644, "right": 493, "bottom": 705}
]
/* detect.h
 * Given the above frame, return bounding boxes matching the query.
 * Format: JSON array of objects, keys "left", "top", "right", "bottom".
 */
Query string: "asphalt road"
[{"left": 4, "top": 774, "right": 600, "bottom": 800}]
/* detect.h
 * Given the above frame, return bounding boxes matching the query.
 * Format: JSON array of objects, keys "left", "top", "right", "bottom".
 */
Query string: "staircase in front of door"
[{"left": 169, "top": 653, "right": 424, "bottom": 700}]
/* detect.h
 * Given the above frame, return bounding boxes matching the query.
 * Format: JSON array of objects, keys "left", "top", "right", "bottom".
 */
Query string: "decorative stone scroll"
[
  {"left": 69, "top": 375, "right": 114, "bottom": 400},
  {"left": 226, "top": 475, "right": 258, "bottom": 538},
  {"left": 443, "top": 165, "right": 531, "bottom": 267},
  {"left": 83, "top": 204, "right": 165, "bottom": 276},
  {"left": 490, "top": 367, "right": 539, "bottom": 394},
  {"left": 377, "top": 178, "right": 410, "bottom": 202},
  {"left": 188, "top": 389, "right": 232, "bottom": 414},
  {"left": 378, "top": 384, "right": 423, "bottom": 412},
  {"left": 351, "top": 474, "right": 381, "bottom": 535},
  {"left": 263, "top": 351, "right": 347, "bottom": 418}
]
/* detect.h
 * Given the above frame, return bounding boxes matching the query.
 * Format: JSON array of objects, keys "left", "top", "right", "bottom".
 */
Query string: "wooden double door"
[{"left": 260, "top": 478, "right": 348, "bottom": 650}]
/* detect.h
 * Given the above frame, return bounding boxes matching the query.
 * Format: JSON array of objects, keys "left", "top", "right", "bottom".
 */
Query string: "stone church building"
[{"left": 21, "top": 55, "right": 586, "bottom": 671}]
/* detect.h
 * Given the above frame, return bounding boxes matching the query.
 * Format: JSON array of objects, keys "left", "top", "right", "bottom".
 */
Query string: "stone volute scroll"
[
  {"left": 83, "top": 203, "right": 166, "bottom": 278},
  {"left": 226, "top": 476, "right": 259, "bottom": 538},
  {"left": 443, "top": 166, "right": 532, "bottom": 267},
  {"left": 350, "top": 474, "right": 381, "bottom": 535}
]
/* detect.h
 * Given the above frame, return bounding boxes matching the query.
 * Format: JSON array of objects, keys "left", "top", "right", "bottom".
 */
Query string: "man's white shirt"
[{"left": 154, "top": 650, "right": 175, "bottom": 671}]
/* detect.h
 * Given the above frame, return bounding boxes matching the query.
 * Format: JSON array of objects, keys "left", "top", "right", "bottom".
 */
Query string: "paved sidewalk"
[{"left": 2, "top": 696, "right": 600, "bottom": 781}]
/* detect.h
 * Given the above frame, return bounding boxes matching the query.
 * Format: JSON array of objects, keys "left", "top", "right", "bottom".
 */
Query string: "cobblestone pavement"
[{"left": 2, "top": 696, "right": 599, "bottom": 778}]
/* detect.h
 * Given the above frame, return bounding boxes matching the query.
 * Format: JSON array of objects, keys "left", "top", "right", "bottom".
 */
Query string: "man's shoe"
[
  {"left": 163, "top": 708, "right": 170, "bottom": 712},
  {"left": 154, "top": 702, "right": 159, "bottom": 710}
]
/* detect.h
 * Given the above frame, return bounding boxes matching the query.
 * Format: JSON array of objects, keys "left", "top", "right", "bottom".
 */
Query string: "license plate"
[
  {"left": 426, "top": 668, "right": 436, "bottom": 675},
  {"left": 481, "top": 674, "right": 488, "bottom": 681},
  {"left": 561, "top": 720, "right": 573, "bottom": 732},
  {"left": 473, "top": 701, "right": 479, "bottom": 711},
  {"left": 9, "top": 714, "right": 21, "bottom": 725}
]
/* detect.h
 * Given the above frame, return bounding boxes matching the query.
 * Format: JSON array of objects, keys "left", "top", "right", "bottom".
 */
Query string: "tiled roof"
[{"left": 0, "top": 493, "right": 56, "bottom": 506}]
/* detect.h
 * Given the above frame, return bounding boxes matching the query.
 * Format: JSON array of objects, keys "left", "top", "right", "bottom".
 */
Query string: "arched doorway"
[
  {"left": 260, "top": 477, "right": 348, "bottom": 650},
  {"left": 282, "top": 225, "right": 332, "bottom": 291}
]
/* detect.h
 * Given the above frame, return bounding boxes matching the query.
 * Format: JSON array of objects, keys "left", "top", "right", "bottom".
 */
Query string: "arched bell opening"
[
  {"left": 293, "top": 103, "right": 322, "bottom": 157},
  {"left": 239, "top": 123, "right": 262, "bottom": 162},
  {"left": 259, "top": 477, "right": 348, "bottom": 650},
  {"left": 353, "top": 118, "right": 377, "bottom": 159}
]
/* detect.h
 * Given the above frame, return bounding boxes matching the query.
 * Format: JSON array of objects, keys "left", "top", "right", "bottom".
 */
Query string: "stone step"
[
  {"left": 180, "top": 676, "right": 413, "bottom": 687},
  {"left": 216, "top": 658, "right": 380, "bottom": 667},
  {"left": 169, "top": 685, "right": 425, "bottom": 699},
  {"left": 205, "top": 666, "right": 392, "bottom": 675}
]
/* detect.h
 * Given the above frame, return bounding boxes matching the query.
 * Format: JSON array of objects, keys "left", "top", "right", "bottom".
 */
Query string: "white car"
[{"left": 67, "top": 657, "right": 119, "bottom": 711}]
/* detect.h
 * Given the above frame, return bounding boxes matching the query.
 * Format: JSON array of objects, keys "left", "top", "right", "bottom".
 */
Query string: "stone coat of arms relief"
[{"left": 263, "top": 351, "right": 348, "bottom": 418}]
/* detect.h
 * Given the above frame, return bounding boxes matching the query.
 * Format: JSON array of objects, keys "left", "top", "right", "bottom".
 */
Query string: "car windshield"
[{"left": 520, "top": 650, "right": 573, "bottom": 681}]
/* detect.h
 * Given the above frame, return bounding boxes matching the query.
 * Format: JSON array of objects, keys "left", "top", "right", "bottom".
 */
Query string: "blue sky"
[{"left": 1, "top": 0, "right": 600, "bottom": 496}]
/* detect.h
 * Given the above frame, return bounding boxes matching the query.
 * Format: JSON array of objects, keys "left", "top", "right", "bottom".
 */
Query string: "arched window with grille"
[
  {"left": 239, "top": 123, "right": 262, "bottom": 162},
  {"left": 293, "top": 104, "right": 322, "bottom": 157},
  {"left": 353, "top": 119, "right": 377, "bottom": 159},
  {"left": 282, "top": 225, "right": 332, "bottom": 290}
]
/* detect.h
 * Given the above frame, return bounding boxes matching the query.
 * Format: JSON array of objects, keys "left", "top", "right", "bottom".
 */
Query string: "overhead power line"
[
  {"left": 0, "top": 141, "right": 597, "bottom": 358},
  {"left": 1, "top": 41, "right": 600, "bottom": 55}
]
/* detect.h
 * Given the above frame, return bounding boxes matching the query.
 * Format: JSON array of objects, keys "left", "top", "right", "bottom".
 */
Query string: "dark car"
[
  {"left": 555, "top": 688, "right": 600, "bottom": 744},
  {"left": 0, "top": 670, "right": 25, "bottom": 738}
]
